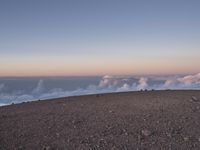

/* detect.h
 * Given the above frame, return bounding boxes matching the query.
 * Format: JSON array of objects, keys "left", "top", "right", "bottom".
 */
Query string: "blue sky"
[{"left": 0, "top": 0, "right": 200, "bottom": 76}]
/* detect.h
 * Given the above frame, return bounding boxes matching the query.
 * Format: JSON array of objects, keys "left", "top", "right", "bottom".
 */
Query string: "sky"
[{"left": 0, "top": 0, "right": 200, "bottom": 76}]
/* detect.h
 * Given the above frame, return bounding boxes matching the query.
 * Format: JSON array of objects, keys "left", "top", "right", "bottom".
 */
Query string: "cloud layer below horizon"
[{"left": 0, "top": 73, "right": 200, "bottom": 106}]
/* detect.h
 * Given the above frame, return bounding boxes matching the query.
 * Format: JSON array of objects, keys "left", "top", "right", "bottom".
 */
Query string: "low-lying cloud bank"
[{"left": 0, "top": 73, "right": 200, "bottom": 106}]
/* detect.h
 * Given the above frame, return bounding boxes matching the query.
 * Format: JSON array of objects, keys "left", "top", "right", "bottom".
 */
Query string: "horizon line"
[{"left": 0, "top": 72, "right": 198, "bottom": 78}]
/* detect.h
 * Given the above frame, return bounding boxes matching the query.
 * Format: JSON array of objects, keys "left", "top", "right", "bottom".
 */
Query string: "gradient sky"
[{"left": 0, "top": 0, "right": 200, "bottom": 76}]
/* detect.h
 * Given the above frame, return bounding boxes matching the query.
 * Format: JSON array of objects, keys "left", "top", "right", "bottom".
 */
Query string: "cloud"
[
  {"left": 99, "top": 75, "right": 118, "bottom": 88},
  {"left": 178, "top": 73, "right": 200, "bottom": 85},
  {"left": 0, "top": 103, "right": 6, "bottom": 106},
  {"left": 117, "top": 83, "right": 131, "bottom": 92},
  {"left": 0, "top": 73, "right": 200, "bottom": 106},
  {"left": 164, "top": 79, "right": 178, "bottom": 88},
  {"left": 162, "top": 73, "right": 200, "bottom": 89},
  {"left": 32, "top": 80, "right": 45, "bottom": 95},
  {"left": 137, "top": 77, "right": 148, "bottom": 90}
]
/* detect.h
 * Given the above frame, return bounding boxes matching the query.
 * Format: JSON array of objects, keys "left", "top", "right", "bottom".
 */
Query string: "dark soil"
[{"left": 1, "top": 90, "right": 200, "bottom": 150}]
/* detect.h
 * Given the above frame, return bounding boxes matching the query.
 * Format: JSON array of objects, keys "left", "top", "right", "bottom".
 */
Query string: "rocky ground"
[{"left": 1, "top": 90, "right": 200, "bottom": 150}]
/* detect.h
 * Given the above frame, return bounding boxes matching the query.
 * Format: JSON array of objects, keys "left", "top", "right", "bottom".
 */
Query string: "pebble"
[
  {"left": 183, "top": 137, "right": 189, "bottom": 141},
  {"left": 122, "top": 129, "right": 128, "bottom": 136},
  {"left": 43, "top": 146, "right": 51, "bottom": 150},
  {"left": 198, "top": 137, "right": 200, "bottom": 142},
  {"left": 141, "top": 129, "right": 152, "bottom": 137},
  {"left": 191, "top": 96, "right": 199, "bottom": 102},
  {"left": 166, "top": 132, "right": 172, "bottom": 138},
  {"left": 18, "top": 146, "right": 24, "bottom": 150},
  {"left": 56, "top": 133, "right": 60, "bottom": 137}
]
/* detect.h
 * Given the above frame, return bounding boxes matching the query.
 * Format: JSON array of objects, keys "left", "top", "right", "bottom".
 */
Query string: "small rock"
[
  {"left": 171, "top": 126, "right": 182, "bottom": 135},
  {"left": 141, "top": 129, "right": 152, "bottom": 137},
  {"left": 18, "top": 146, "right": 24, "bottom": 150},
  {"left": 125, "top": 132, "right": 128, "bottom": 136},
  {"left": 80, "top": 140, "right": 85, "bottom": 144},
  {"left": 122, "top": 129, "right": 128, "bottom": 135},
  {"left": 198, "top": 137, "right": 200, "bottom": 142},
  {"left": 166, "top": 132, "right": 172, "bottom": 138},
  {"left": 191, "top": 96, "right": 199, "bottom": 102},
  {"left": 43, "top": 146, "right": 51, "bottom": 150},
  {"left": 151, "top": 141, "right": 156, "bottom": 145},
  {"left": 183, "top": 137, "right": 189, "bottom": 141},
  {"left": 99, "top": 138, "right": 104, "bottom": 144},
  {"left": 56, "top": 133, "right": 60, "bottom": 137},
  {"left": 109, "top": 110, "right": 113, "bottom": 113}
]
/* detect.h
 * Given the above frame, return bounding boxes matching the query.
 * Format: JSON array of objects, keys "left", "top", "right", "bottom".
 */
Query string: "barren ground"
[{"left": 1, "top": 90, "right": 200, "bottom": 150}]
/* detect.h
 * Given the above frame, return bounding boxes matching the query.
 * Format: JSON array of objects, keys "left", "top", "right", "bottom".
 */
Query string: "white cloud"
[
  {"left": 32, "top": 80, "right": 45, "bottom": 95},
  {"left": 1, "top": 73, "right": 200, "bottom": 106},
  {"left": 137, "top": 77, "right": 148, "bottom": 90},
  {"left": 117, "top": 83, "right": 131, "bottom": 92},
  {"left": 178, "top": 73, "right": 200, "bottom": 85}
]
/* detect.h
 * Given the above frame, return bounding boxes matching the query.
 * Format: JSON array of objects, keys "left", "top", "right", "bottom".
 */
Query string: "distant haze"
[{"left": 0, "top": 0, "right": 200, "bottom": 76}]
